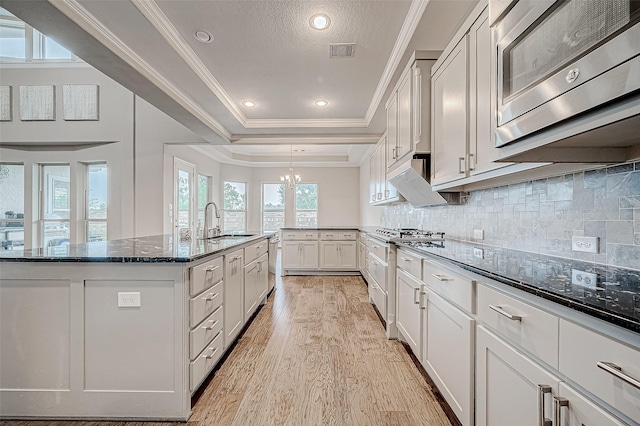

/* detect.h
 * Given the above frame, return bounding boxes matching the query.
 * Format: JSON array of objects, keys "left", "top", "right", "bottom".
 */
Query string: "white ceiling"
[{"left": 2, "top": 0, "right": 477, "bottom": 166}]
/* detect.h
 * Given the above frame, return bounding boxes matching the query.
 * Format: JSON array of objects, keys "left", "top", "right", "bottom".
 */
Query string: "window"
[
  {"left": 295, "top": 183, "right": 318, "bottom": 227},
  {"left": 223, "top": 181, "right": 246, "bottom": 233},
  {"left": 0, "top": 7, "right": 79, "bottom": 62},
  {"left": 0, "top": 163, "right": 24, "bottom": 250},
  {"left": 197, "top": 174, "right": 211, "bottom": 226},
  {"left": 262, "top": 183, "right": 284, "bottom": 232},
  {"left": 40, "top": 165, "right": 71, "bottom": 247},
  {"left": 86, "top": 163, "right": 107, "bottom": 242}
]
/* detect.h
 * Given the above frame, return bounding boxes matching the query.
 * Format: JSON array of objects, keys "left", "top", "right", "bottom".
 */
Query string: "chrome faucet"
[{"left": 203, "top": 201, "right": 221, "bottom": 239}]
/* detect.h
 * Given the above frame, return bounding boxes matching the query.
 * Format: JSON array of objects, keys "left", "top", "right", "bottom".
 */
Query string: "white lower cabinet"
[
  {"left": 557, "top": 383, "right": 627, "bottom": 426},
  {"left": 243, "top": 253, "right": 269, "bottom": 322},
  {"left": 476, "top": 325, "right": 561, "bottom": 426},
  {"left": 281, "top": 241, "right": 319, "bottom": 270},
  {"left": 223, "top": 249, "right": 244, "bottom": 348},
  {"left": 422, "top": 290, "right": 474, "bottom": 426},
  {"left": 396, "top": 268, "right": 423, "bottom": 358},
  {"left": 319, "top": 241, "right": 357, "bottom": 269}
]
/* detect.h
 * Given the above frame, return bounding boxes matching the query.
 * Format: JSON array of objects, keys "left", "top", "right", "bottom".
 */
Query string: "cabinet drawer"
[
  {"left": 368, "top": 253, "right": 387, "bottom": 293},
  {"left": 477, "top": 284, "right": 558, "bottom": 368},
  {"left": 190, "top": 256, "right": 223, "bottom": 296},
  {"left": 244, "top": 239, "right": 268, "bottom": 264},
  {"left": 369, "top": 279, "right": 387, "bottom": 320},
  {"left": 320, "top": 230, "right": 357, "bottom": 240},
  {"left": 281, "top": 230, "right": 317, "bottom": 241},
  {"left": 559, "top": 319, "right": 640, "bottom": 423},
  {"left": 368, "top": 240, "right": 388, "bottom": 263},
  {"left": 558, "top": 383, "right": 627, "bottom": 426},
  {"left": 423, "top": 258, "right": 475, "bottom": 313},
  {"left": 190, "top": 330, "right": 223, "bottom": 392},
  {"left": 190, "top": 305, "right": 223, "bottom": 360},
  {"left": 397, "top": 248, "right": 422, "bottom": 280},
  {"left": 190, "top": 280, "right": 223, "bottom": 328}
]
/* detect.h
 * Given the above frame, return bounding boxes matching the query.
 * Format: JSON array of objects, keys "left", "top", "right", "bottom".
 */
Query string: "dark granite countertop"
[
  {"left": 397, "top": 239, "right": 640, "bottom": 333},
  {"left": 0, "top": 233, "right": 275, "bottom": 263}
]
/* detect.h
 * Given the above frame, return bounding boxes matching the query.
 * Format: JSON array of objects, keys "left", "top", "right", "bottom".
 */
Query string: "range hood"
[{"left": 388, "top": 155, "right": 462, "bottom": 207}]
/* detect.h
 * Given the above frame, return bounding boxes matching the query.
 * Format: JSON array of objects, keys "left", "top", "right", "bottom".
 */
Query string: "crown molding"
[
  {"left": 364, "top": 0, "right": 429, "bottom": 123},
  {"left": 131, "top": 0, "right": 248, "bottom": 128},
  {"left": 51, "top": 0, "right": 232, "bottom": 140},
  {"left": 243, "top": 118, "right": 369, "bottom": 129},
  {"left": 229, "top": 134, "right": 381, "bottom": 145}
]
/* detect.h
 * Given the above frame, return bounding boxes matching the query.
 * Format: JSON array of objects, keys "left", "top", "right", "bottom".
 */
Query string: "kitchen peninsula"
[{"left": 0, "top": 233, "right": 274, "bottom": 421}]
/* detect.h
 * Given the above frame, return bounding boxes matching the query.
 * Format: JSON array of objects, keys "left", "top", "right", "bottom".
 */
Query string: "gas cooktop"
[{"left": 375, "top": 228, "right": 445, "bottom": 242}]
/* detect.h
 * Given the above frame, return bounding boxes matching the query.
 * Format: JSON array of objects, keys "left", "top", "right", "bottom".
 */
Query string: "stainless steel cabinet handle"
[
  {"left": 385, "top": 189, "right": 390, "bottom": 198},
  {"left": 413, "top": 287, "right": 420, "bottom": 304},
  {"left": 420, "top": 288, "right": 428, "bottom": 310},
  {"left": 553, "top": 397, "right": 568, "bottom": 426},
  {"left": 232, "top": 255, "right": 242, "bottom": 260},
  {"left": 205, "top": 265, "right": 220, "bottom": 273},
  {"left": 537, "top": 385, "right": 552, "bottom": 426},
  {"left": 204, "top": 292, "right": 219, "bottom": 302},
  {"left": 202, "top": 345, "right": 220, "bottom": 359},
  {"left": 489, "top": 304, "right": 522, "bottom": 321},
  {"left": 459, "top": 157, "right": 466, "bottom": 174},
  {"left": 203, "top": 319, "right": 219, "bottom": 330},
  {"left": 400, "top": 257, "right": 412, "bottom": 262},
  {"left": 597, "top": 361, "right": 640, "bottom": 389},
  {"left": 468, "top": 153, "right": 475, "bottom": 171},
  {"left": 431, "top": 274, "right": 452, "bottom": 281}
]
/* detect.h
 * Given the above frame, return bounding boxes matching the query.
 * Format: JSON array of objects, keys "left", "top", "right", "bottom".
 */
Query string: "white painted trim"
[
  {"left": 364, "top": 0, "right": 429, "bottom": 123},
  {"left": 53, "top": 0, "right": 232, "bottom": 140},
  {"left": 131, "top": 0, "right": 248, "bottom": 127},
  {"left": 243, "top": 118, "right": 369, "bottom": 129},
  {"left": 230, "top": 135, "right": 380, "bottom": 145}
]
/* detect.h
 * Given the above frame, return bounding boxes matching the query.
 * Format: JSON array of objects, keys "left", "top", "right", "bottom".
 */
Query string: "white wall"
[{"left": 359, "top": 158, "right": 383, "bottom": 226}]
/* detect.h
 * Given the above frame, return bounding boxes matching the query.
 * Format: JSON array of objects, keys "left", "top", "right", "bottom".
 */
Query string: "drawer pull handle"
[
  {"left": 400, "top": 257, "right": 412, "bottom": 262},
  {"left": 431, "top": 274, "right": 452, "bottom": 282},
  {"left": 413, "top": 287, "right": 420, "bottom": 304},
  {"left": 537, "top": 385, "right": 552, "bottom": 426},
  {"left": 597, "top": 361, "right": 640, "bottom": 390},
  {"left": 204, "top": 293, "right": 219, "bottom": 302},
  {"left": 553, "top": 397, "right": 569, "bottom": 426},
  {"left": 205, "top": 265, "right": 220, "bottom": 273},
  {"left": 489, "top": 304, "right": 522, "bottom": 321},
  {"left": 202, "top": 346, "right": 220, "bottom": 360},
  {"left": 203, "top": 319, "right": 219, "bottom": 330}
]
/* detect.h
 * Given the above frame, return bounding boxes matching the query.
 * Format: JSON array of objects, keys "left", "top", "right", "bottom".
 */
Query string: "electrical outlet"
[
  {"left": 118, "top": 292, "right": 141, "bottom": 308},
  {"left": 473, "top": 229, "right": 484, "bottom": 240},
  {"left": 571, "top": 269, "right": 597, "bottom": 289},
  {"left": 572, "top": 236, "right": 599, "bottom": 253},
  {"left": 473, "top": 247, "right": 484, "bottom": 259}
]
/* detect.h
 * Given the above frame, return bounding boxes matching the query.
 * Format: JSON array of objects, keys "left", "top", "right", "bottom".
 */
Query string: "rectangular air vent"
[{"left": 330, "top": 43, "right": 355, "bottom": 58}]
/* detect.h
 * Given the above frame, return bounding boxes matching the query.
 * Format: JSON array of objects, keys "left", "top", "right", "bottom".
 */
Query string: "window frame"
[
  {"left": 0, "top": 163, "right": 25, "bottom": 250},
  {"left": 294, "top": 183, "right": 318, "bottom": 228},
  {"left": 39, "top": 164, "right": 71, "bottom": 248},
  {"left": 223, "top": 181, "right": 247, "bottom": 233}
]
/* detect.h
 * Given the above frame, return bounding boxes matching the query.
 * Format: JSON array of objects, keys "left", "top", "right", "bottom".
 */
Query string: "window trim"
[{"left": 39, "top": 163, "right": 71, "bottom": 248}]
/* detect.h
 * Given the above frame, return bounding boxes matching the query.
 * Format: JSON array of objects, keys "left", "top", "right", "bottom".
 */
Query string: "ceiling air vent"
[{"left": 330, "top": 43, "right": 355, "bottom": 58}]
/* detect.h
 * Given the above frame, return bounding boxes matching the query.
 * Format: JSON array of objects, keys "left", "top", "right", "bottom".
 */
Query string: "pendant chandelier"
[{"left": 280, "top": 145, "right": 301, "bottom": 189}]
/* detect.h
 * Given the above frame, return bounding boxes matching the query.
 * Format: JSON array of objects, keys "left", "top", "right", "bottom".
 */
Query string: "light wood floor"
[{"left": 1, "top": 274, "right": 452, "bottom": 426}]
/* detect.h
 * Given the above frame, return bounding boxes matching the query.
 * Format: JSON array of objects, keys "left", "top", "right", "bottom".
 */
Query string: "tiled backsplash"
[{"left": 382, "top": 162, "right": 640, "bottom": 270}]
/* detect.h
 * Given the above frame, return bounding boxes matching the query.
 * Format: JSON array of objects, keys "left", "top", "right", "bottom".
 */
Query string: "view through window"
[
  {"left": 223, "top": 181, "right": 246, "bottom": 233},
  {"left": 0, "top": 163, "right": 24, "bottom": 250},
  {"left": 197, "top": 174, "right": 210, "bottom": 227},
  {"left": 295, "top": 183, "right": 318, "bottom": 227},
  {"left": 86, "top": 163, "right": 107, "bottom": 242},
  {"left": 262, "top": 183, "right": 285, "bottom": 232},
  {"left": 41, "top": 164, "right": 71, "bottom": 247}
]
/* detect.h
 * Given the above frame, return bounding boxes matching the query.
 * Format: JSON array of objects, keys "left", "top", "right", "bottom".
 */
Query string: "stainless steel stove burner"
[{"left": 375, "top": 228, "right": 445, "bottom": 242}]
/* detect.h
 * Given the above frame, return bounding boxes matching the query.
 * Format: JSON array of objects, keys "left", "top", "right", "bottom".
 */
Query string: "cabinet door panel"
[
  {"left": 397, "top": 71, "right": 412, "bottom": 161},
  {"left": 281, "top": 242, "right": 301, "bottom": 269},
  {"left": 319, "top": 241, "right": 339, "bottom": 268},
  {"left": 558, "top": 383, "right": 626, "bottom": 426},
  {"left": 224, "top": 250, "right": 244, "bottom": 348},
  {"left": 396, "top": 269, "right": 422, "bottom": 358},
  {"left": 424, "top": 291, "right": 474, "bottom": 426},
  {"left": 338, "top": 241, "right": 357, "bottom": 269},
  {"left": 300, "top": 242, "right": 318, "bottom": 269},
  {"left": 257, "top": 254, "right": 268, "bottom": 301},
  {"left": 386, "top": 95, "right": 398, "bottom": 168},
  {"left": 432, "top": 36, "right": 469, "bottom": 185},
  {"left": 243, "top": 261, "right": 258, "bottom": 321}
]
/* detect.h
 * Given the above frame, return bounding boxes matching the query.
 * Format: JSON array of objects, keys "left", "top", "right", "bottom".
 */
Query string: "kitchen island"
[{"left": 0, "top": 233, "right": 274, "bottom": 421}]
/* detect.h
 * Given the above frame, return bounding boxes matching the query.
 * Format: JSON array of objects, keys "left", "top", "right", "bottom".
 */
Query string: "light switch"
[{"left": 118, "top": 292, "right": 141, "bottom": 308}]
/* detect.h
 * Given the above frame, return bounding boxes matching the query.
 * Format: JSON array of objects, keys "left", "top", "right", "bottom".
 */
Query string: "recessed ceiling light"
[
  {"left": 242, "top": 101, "right": 255, "bottom": 107},
  {"left": 194, "top": 30, "right": 213, "bottom": 43},
  {"left": 310, "top": 14, "right": 330, "bottom": 30},
  {"left": 314, "top": 100, "right": 328, "bottom": 107}
]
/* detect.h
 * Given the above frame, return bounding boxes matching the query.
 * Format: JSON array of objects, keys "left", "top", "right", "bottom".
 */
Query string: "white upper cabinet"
[{"left": 369, "top": 133, "right": 399, "bottom": 205}]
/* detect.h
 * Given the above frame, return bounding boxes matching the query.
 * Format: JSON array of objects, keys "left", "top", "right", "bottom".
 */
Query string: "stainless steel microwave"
[{"left": 493, "top": 0, "right": 640, "bottom": 147}]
